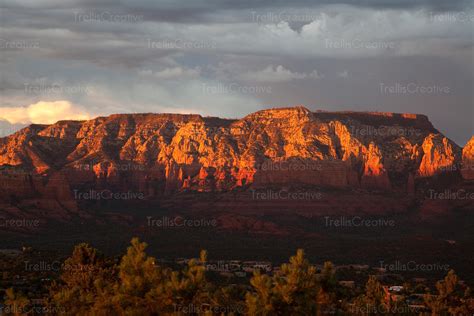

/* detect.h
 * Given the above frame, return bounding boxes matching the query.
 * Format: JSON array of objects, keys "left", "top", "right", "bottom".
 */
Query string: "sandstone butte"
[
  {"left": 462, "top": 136, "right": 474, "bottom": 180},
  {"left": 0, "top": 106, "right": 471, "bottom": 205}
]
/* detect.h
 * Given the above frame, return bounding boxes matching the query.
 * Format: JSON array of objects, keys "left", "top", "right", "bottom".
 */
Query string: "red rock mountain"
[
  {"left": 0, "top": 106, "right": 467, "bottom": 203},
  {"left": 462, "top": 136, "right": 474, "bottom": 180}
]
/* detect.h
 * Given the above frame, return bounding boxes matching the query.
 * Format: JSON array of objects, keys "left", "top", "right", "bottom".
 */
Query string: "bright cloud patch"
[
  {"left": 139, "top": 67, "right": 201, "bottom": 79},
  {"left": 239, "top": 65, "right": 323, "bottom": 82},
  {"left": 0, "top": 101, "right": 91, "bottom": 124}
]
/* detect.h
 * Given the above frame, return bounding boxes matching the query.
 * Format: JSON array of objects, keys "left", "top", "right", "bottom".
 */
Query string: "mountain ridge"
[
  {"left": 0, "top": 106, "right": 470, "bottom": 200},
  {"left": 1, "top": 105, "right": 439, "bottom": 138},
  {"left": 0, "top": 105, "right": 472, "bottom": 234}
]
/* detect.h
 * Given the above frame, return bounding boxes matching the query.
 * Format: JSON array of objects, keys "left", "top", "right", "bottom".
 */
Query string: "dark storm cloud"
[
  {"left": 2, "top": 0, "right": 472, "bottom": 25},
  {"left": 78, "top": 0, "right": 473, "bottom": 24}
]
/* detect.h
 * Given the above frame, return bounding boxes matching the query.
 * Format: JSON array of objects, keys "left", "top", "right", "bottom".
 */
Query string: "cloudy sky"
[{"left": 0, "top": 0, "right": 472, "bottom": 145}]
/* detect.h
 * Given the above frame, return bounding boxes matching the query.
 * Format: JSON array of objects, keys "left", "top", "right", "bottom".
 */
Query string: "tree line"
[{"left": 2, "top": 238, "right": 472, "bottom": 315}]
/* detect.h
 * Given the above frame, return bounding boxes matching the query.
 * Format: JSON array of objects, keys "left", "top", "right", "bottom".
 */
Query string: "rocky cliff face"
[
  {"left": 462, "top": 136, "right": 474, "bottom": 180},
  {"left": 0, "top": 106, "right": 465, "bottom": 203}
]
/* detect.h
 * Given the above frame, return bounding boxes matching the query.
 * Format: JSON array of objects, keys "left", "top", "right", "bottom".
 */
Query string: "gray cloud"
[{"left": 0, "top": 0, "right": 472, "bottom": 145}]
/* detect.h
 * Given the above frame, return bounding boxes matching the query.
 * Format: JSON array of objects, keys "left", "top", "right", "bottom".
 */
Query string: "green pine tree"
[
  {"left": 246, "top": 249, "right": 319, "bottom": 315},
  {"left": 111, "top": 238, "right": 165, "bottom": 315},
  {"left": 166, "top": 250, "right": 213, "bottom": 315},
  {"left": 316, "top": 261, "right": 338, "bottom": 315},
  {"left": 424, "top": 270, "right": 472, "bottom": 316},
  {"left": 3, "top": 288, "right": 30, "bottom": 316},
  {"left": 48, "top": 243, "right": 115, "bottom": 315},
  {"left": 352, "top": 275, "right": 388, "bottom": 315}
]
